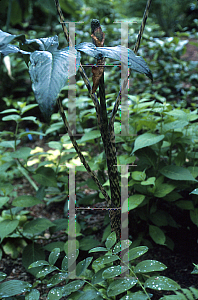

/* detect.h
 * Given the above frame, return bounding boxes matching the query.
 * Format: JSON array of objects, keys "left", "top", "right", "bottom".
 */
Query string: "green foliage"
[{"left": 0, "top": 236, "right": 182, "bottom": 299}]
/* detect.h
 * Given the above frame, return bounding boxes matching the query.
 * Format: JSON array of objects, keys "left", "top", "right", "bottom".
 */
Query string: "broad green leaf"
[
  {"left": 62, "top": 280, "right": 85, "bottom": 296},
  {"left": 12, "top": 195, "right": 41, "bottom": 207},
  {"left": 105, "top": 232, "right": 117, "bottom": 249},
  {"left": 144, "top": 276, "right": 180, "bottom": 290},
  {"left": 0, "top": 219, "right": 19, "bottom": 241},
  {"left": 175, "top": 200, "right": 194, "bottom": 210},
  {"left": 76, "top": 257, "right": 93, "bottom": 276},
  {"left": 0, "top": 280, "right": 32, "bottom": 297},
  {"left": 122, "top": 194, "right": 145, "bottom": 213},
  {"left": 150, "top": 210, "right": 168, "bottom": 227},
  {"left": 0, "top": 108, "right": 19, "bottom": 114},
  {"left": 47, "top": 288, "right": 63, "bottom": 300},
  {"left": 25, "top": 289, "right": 40, "bottom": 300},
  {"left": 136, "top": 147, "right": 157, "bottom": 168},
  {"left": 89, "top": 247, "right": 108, "bottom": 253},
  {"left": 113, "top": 240, "right": 132, "bottom": 254},
  {"left": 91, "top": 267, "right": 108, "bottom": 284},
  {"left": 36, "top": 266, "right": 57, "bottom": 278},
  {"left": 22, "top": 243, "right": 45, "bottom": 276},
  {"left": 107, "top": 277, "right": 138, "bottom": 296},
  {"left": 0, "top": 197, "right": 9, "bottom": 209},
  {"left": 78, "top": 130, "right": 101, "bottom": 143},
  {"left": 149, "top": 225, "right": 166, "bottom": 245},
  {"left": 76, "top": 43, "right": 153, "bottom": 80},
  {"left": 120, "top": 290, "right": 152, "bottom": 300},
  {"left": 29, "top": 39, "right": 80, "bottom": 121},
  {"left": 29, "top": 260, "right": 49, "bottom": 269},
  {"left": 132, "top": 171, "right": 146, "bottom": 181},
  {"left": 77, "top": 289, "right": 103, "bottom": 300},
  {"left": 93, "top": 255, "right": 119, "bottom": 266},
  {"left": 79, "top": 237, "right": 99, "bottom": 251},
  {"left": 23, "top": 218, "right": 55, "bottom": 235},
  {"left": 134, "top": 260, "right": 167, "bottom": 273},
  {"left": 10, "top": 147, "right": 31, "bottom": 159},
  {"left": 47, "top": 273, "right": 68, "bottom": 288},
  {"left": 33, "top": 166, "right": 57, "bottom": 187},
  {"left": 154, "top": 184, "right": 175, "bottom": 198},
  {"left": 133, "top": 133, "right": 164, "bottom": 153},
  {"left": 123, "top": 246, "right": 148, "bottom": 262},
  {"left": 141, "top": 177, "right": 156, "bottom": 186},
  {"left": 190, "top": 208, "right": 198, "bottom": 226},
  {"left": 2, "top": 114, "right": 21, "bottom": 122},
  {"left": 160, "top": 166, "right": 197, "bottom": 181},
  {"left": 48, "top": 248, "right": 60, "bottom": 265},
  {"left": 21, "top": 104, "right": 38, "bottom": 115},
  {"left": 102, "top": 265, "right": 129, "bottom": 278},
  {"left": 44, "top": 242, "right": 65, "bottom": 252}
]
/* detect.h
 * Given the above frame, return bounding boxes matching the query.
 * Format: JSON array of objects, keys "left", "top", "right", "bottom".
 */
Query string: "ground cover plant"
[{"left": 0, "top": 0, "right": 198, "bottom": 299}]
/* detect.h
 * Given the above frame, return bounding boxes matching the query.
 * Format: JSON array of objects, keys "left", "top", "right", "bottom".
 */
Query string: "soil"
[{"left": 0, "top": 37, "right": 198, "bottom": 299}]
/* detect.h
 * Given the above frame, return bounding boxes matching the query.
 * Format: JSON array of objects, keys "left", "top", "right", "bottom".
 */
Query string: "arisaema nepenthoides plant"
[{"left": 0, "top": 0, "right": 153, "bottom": 240}]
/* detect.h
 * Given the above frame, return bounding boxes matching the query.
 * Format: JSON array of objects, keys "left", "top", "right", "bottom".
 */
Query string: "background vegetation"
[{"left": 0, "top": 0, "right": 198, "bottom": 299}]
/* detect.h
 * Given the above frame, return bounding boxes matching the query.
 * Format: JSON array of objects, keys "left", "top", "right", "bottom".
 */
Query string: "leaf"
[
  {"left": 160, "top": 166, "right": 197, "bottom": 181},
  {"left": 0, "top": 197, "right": 9, "bottom": 209},
  {"left": 89, "top": 247, "right": 108, "bottom": 253},
  {"left": 105, "top": 232, "right": 117, "bottom": 249},
  {"left": 23, "top": 218, "right": 55, "bottom": 235},
  {"left": 120, "top": 291, "right": 152, "bottom": 300},
  {"left": 29, "top": 260, "right": 49, "bottom": 268},
  {"left": 79, "top": 237, "right": 100, "bottom": 251},
  {"left": 62, "top": 280, "right": 85, "bottom": 296},
  {"left": 25, "top": 289, "right": 40, "bottom": 300},
  {"left": 107, "top": 278, "right": 138, "bottom": 297},
  {"left": 47, "top": 288, "right": 63, "bottom": 300},
  {"left": 102, "top": 265, "right": 129, "bottom": 278},
  {"left": 36, "top": 266, "right": 57, "bottom": 278},
  {"left": 12, "top": 195, "right": 41, "bottom": 207},
  {"left": 29, "top": 37, "right": 81, "bottom": 121},
  {"left": 93, "top": 255, "right": 119, "bottom": 266},
  {"left": 190, "top": 208, "right": 198, "bottom": 226},
  {"left": 10, "top": 147, "right": 32, "bottom": 159},
  {"left": 122, "top": 194, "right": 145, "bottom": 213},
  {"left": 0, "top": 273, "right": 6, "bottom": 282},
  {"left": 48, "top": 248, "right": 60, "bottom": 265},
  {"left": 76, "top": 257, "right": 93, "bottom": 276},
  {"left": 134, "top": 260, "right": 167, "bottom": 273},
  {"left": 22, "top": 243, "right": 45, "bottom": 276},
  {"left": 149, "top": 225, "right": 166, "bottom": 245},
  {"left": 123, "top": 246, "right": 148, "bottom": 262},
  {"left": 76, "top": 43, "right": 153, "bottom": 80},
  {"left": 0, "top": 219, "right": 19, "bottom": 241},
  {"left": 77, "top": 289, "right": 103, "bottom": 300},
  {"left": 144, "top": 276, "right": 180, "bottom": 290},
  {"left": 32, "top": 166, "right": 57, "bottom": 187},
  {"left": 132, "top": 171, "right": 146, "bottom": 181},
  {"left": 0, "top": 280, "right": 32, "bottom": 297},
  {"left": 154, "top": 183, "right": 175, "bottom": 198},
  {"left": 133, "top": 133, "right": 164, "bottom": 153},
  {"left": 113, "top": 240, "right": 132, "bottom": 254},
  {"left": 0, "top": 30, "right": 28, "bottom": 56}
]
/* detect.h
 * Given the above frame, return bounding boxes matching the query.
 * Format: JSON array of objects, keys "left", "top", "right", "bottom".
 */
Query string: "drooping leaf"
[
  {"left": 25, "top": 289, "right": 40, "bottom": 300},
  {"left": 29, "top": 36, "right": 80, "bottom": 121},
  {"left": 76, "top": 43, "right": 153, "bottom": 80},
  {"left": 0, "top": 30, "right": 28, "bottom": 56}
]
